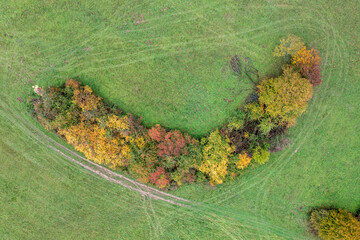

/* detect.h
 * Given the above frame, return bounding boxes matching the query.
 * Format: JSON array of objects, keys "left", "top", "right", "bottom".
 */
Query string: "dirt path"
[{"left": 0, "top": 100, "right": 190, "bottom": 207}]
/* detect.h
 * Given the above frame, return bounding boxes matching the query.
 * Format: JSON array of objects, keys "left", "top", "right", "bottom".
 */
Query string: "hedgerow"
[{"left": 28, "top": 35, "right": 323, "bottom": 189}]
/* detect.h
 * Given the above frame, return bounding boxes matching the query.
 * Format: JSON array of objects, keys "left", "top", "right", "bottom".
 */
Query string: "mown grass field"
[{"left": 1, "top": 0, "right": 359, "bottom": 239}]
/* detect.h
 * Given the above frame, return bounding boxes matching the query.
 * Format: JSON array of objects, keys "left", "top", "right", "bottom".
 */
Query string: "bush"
[
  {"left": 59, "top": 118, "right": 132, "bottom": 169},
  {"left": 236, "top": 153, "right": 252, "bottom": 169},
  {"left": 257, "top": 65, "right": 313, "bottom": 126},
  {"left": 310, "top": 208, "right": 360, "bottom": 240},
  {"left": 32, "top": 86, "right": 79, "bottom": 130},
  {"left": 148, "top": 124, "right": 196, "bottom": 157},
  {"left": 73, "top": 85, "right": 102, "bottom": 112},
  {"left": 292, "top": 46, "right": 322, "bottom": 86},
  {"left": 244, "top": 102, "right": 264, "bottom": 121},
  {"left": 292, "top": 46, "right": 321, "bottom": 68},
  {"left": 273, "top": 34, "right": 305, "bottom": 57},
  {"left": 170, "top": 143, "right": 201, "bottom": 186},
  {"left": 148, "top": 167, "right": 171, "bottom": 189},
  {"left": 129, "top": 163, "right": 151, "bottom": 184},
  {"left": 148, "top": 124, "right": 166, "bottom": 142},
  {"left": 258, "top": 117, "right": 276, "bottom": 135},
  {"left": 227, "top": 110, "right": 246, "bottom": 131},
  {"left": 199, "top": 129, "right": 234, "bottom": 185},
  {"left": 310, "top": 208, "right": 330, "bottom": 233},
  {"left": 252, "top": 146, "right": 270, "bottom": 165}
]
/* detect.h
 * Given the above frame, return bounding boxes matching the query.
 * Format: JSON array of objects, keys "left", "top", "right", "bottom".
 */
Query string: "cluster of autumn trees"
[
  {"left": 216, "top": 34, "right": 322, "bottom": 183},
  {"left": 30, "top": 79, "right": 201, "bottom": 189},
  {"left": 29, "top": 35, "right": 323, "bottom": 190},
  {"left": 310, "top": 208, "right": 360, "bottom": 240}
]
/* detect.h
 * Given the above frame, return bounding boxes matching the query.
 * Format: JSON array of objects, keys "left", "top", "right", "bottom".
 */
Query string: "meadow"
[{"left": 1, "top": 0, "right": 359, "bottom": 239}]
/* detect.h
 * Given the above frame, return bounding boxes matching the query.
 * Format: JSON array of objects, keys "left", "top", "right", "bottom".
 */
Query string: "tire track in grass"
[
  {"left": 0, "top": 19, "right": 304, "bottom": 239},
  {"left": 178, "top": 4, "right": 343, "bottom": 238},
  {"left": 253, "top": 3, "right": 350, "bottom": 237},
  {"left": 0, "top": 99, "right": 191, "bottom": 207},
  {"left": 254, "top": 17, "right": 337, "bottom": 231},
  {"left": 3, "top": 115, "right": 148, "bottom": 211},
  {"left": 201, "top": 4, "right": 337, "bottom": 206},
  {"left": 141, "top": 198, "right": 158, "bottom": 240},
  {"left": 2, "top": 2, "right": 353, "bottom": 239},
  {"left": 197, "top": 19, "right": 346, "bottom": 237},
  {"left": 253, "top": 22, "right": 337, "bottom": 240}
]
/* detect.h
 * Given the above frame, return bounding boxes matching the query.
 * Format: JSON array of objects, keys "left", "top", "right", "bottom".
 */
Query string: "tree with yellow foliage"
[
  {"left": 199, "top": 129, "right": 234, "bottom": 185},
  {"left": 273, "top": 34, "right": 305, "bottom": 57},
  {"left": 310, "top": 208, "right": 360, "bottom": 240},
  {"left": 257, "top": 65, "right": 313, "bottom": 126},
  {"left": 236, "top": 153, "right": 252, "bottom": 169},
  {"left": 73, "top": 85, "right": 102, "bottom": 112}
]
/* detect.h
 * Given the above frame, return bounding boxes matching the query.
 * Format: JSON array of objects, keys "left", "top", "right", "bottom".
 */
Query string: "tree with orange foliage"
[
  {"left": 292, "top": 46, "right": 322, "bottom": 86},
  {"left": 65, "top": 78, "right": 80, "bottom": 89},
  {"left": 236, "top": 153, "right": 252, "bottom": 169}
]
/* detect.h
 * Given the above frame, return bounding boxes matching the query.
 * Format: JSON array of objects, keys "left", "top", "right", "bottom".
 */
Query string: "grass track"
[{"left": 1, "top": 0, "right": 359, "bottom": 239}]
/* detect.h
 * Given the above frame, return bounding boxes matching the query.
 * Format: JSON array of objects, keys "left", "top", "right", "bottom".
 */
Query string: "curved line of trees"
[{"left": 27, "top": 35, "right": 323, "bottom": 190}]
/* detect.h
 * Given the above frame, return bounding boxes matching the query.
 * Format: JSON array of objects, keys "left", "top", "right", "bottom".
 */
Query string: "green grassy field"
[{"left": 1, "top": 0, "right": 359, "bottom": 239}]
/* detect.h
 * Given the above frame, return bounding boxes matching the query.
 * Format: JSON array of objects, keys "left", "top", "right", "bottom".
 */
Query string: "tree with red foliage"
[
  {"left": 148, "top": 124, "right": 166, "bottom": 141},
  {"left": 148, "top": 125, "right": 193, "bottom": 157},
  {"left": 157, "top": 130, "right": 187, "bottom": 157},
  {"left": 300, "top": 63, "right": 322, "bottom": 86},
  {"left": 148, "top": 167, "right": 170, "bottom": 188}
]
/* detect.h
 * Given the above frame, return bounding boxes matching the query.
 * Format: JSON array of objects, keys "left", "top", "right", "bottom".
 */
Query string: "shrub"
[
  {"left": 148, "top": 167, "right": 171, "bottom": 189},
  {"left": 292, "top": 46, "right": 321, "bottom": 68},
  {"left": 292, "top": 46, "right": 322, "bottom": 86},
  {"left": 32, "top": 86, "right": 79, "bottom": 130},
  {"left": 148, "top": 124, "right": 166, "bottom": 142},
  {"left": 252, "top": 146, "right": 270, "bottom": 165},
  {"left": 148, "top": 125, "right": 196, "bottom": 158},
  {"left": 157, "top": 130, "right": 187, "bottom": 157},
  {"left": 302, "top": 63, "right": 322, "bottom": 86},
  {"left": 273, "top": 34, "right": 305, "bottom": 57},
  {"left": 227, "top": 110, "right": 246, "bottom": 131},
  {"left": 258, "top": 117, "right": 276, "bottom": 135},
  {"left": 311, "top": 209, "right": 360, "bottom": 240},
  {"left": 236, "top": 153, "right": 252, "bottom": 169},
  {"left": 107, "top": 114, "right": 130, "bottom": 130},
  {"left": 73, "top": 85, "right": 102, "bottom": 112},
  {"left": 59, "top": 120, "right": 132, "bottom": 169},
  {"left": 244, "top": 102, "right": 264, "bottom": 121},
  {"left": 170, "top": 143, "right": 201, "bottom": 186},
  {"left": 199, "top": 129, "right": 234, "bottom": 185},
  {"left": 65, "top": 78, "right": 81, "bottom": 89},
  {"left": 257, "top": 65, "right": 313, "bottom": 126},
  {"left": 130, "top": 163, "right": 151, "bottom": 184},
  {"left": 310, "top": 208, "right": 330, "bottom": 233}
]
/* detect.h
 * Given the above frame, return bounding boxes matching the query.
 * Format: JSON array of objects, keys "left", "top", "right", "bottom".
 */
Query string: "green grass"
[{"left": 1, "top": 0, "right": 360, "bottom": 239}]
